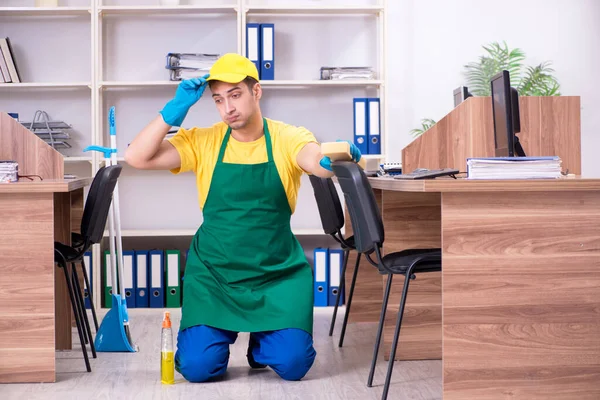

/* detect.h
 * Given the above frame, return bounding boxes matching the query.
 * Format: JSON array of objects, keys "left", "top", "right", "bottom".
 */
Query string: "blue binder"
[
  {"left": 149, "top": 249, "right": 164, "bottom": 308},
  {"left": 246, "top": 23, "right": 261, "bottom": 76},
  {"left": 134, "top": 250, "right": 149, "bottom": 308},
  {"left": 260, "top": 23, "right": 275, "bottom": 80},
  {"left": 123, "top": 250, "right": 136, "bottom": 308},
  {"left": 353, "top": 98, "right": 368, "bottom": 154},
  {"left": 328, "top": 249, "right": 345, "bottom": 306},
  {"left": 313, "top": 248, "right": 329, "bottom": 307},
  {"left": 367, "top": 97, "right": 381, "bottom": 155},
  {"left": 83, "top": 251, "right": 92, "bottom": 309}
]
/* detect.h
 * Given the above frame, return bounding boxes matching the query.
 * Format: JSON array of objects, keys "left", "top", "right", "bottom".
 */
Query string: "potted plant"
[{"left": 410, "top": 41, "right": 561, "bottom": 137}]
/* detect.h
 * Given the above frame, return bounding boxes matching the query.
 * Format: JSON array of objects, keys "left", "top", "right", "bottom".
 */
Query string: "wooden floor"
[{"left": 2, "top": 308, "right": 442, "bottom": 400}]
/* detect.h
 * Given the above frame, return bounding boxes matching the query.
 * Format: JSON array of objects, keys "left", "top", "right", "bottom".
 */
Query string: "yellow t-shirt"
[{"left": 167, "top": 118, "right": 318, "bottom": 213}]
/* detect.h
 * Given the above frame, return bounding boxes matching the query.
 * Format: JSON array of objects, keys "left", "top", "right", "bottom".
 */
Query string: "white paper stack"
[
  {"left": 0, "top": 161, "right": 18, "bottom": 183},
  {"left": 467, "top": 157, "right": 562, "bottom": 180}
]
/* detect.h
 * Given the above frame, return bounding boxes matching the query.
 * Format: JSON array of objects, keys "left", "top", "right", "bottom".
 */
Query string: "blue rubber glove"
[
  {"left": 319, "top": 140, "right": 362, "bottom": 171},
  {"left": 160, "top": 74, "right": 210, "bottom": 127}
]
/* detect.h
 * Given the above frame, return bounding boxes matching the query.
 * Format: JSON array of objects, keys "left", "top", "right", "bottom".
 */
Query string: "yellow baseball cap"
[{"left": 207, "top": 53, "right": 260, "bottom": 83}]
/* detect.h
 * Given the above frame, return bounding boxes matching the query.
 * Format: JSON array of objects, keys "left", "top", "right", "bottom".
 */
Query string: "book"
[{"left": 466, "top": 156, "right": 562, "bottom": 180}]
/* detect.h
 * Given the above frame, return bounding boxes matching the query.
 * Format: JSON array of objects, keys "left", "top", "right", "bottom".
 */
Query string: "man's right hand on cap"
[{"left": 160, "top": 74, "right": 210, "bottom": 127}]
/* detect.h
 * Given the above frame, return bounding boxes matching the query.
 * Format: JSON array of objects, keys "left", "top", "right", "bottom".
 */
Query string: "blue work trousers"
[{"left": 175, "top": 325, "right": 317, "bottom": 382}]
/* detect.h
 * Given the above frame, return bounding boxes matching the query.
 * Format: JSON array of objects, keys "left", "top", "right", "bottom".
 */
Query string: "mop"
[{"left": 85, "top": 106, "right": 137, "bottom": 352}]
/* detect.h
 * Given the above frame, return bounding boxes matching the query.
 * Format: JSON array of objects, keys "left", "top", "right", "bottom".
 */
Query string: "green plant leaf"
[{"left": 410, "top": 118, "right": 437, "bottom": 138}]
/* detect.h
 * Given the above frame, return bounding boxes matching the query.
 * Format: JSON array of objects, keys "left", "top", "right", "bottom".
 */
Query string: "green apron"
[{"left": 180, "top": 118, "right": 314, "bottom": 335}]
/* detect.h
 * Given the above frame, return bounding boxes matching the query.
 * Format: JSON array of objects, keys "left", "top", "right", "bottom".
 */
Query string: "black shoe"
[{"left": 246, "top": 335, "right": 266, "bottom": 369}]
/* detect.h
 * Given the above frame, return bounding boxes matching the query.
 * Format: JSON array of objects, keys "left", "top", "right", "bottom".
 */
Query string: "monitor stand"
[{"left": 514, "top": 135, "right": 527, "bottom": 157}]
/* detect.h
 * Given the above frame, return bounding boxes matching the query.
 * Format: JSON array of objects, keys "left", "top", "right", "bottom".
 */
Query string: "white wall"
[{"left": 386, "top": 0, "right": 600, "bottom": 176}]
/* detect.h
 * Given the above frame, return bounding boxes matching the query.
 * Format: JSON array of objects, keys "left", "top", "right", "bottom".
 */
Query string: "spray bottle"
[{"left": 161, "top": 311, "right": 175, "bottom": 384}]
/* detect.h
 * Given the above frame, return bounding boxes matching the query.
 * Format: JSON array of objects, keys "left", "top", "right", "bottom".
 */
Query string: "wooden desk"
[
  {"left": 0, "top": 178, "right": 92, "bottom": 383},
  {"left": 344, "top": 176, "right": 600, "bottom": 399}
]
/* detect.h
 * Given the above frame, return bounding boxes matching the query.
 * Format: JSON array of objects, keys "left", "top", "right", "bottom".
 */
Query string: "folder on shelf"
[
  {"left": 328, "top": 249, "right": 345, "bottom": 306},
  {"left": 103, "top": 250, "right": 112, "bottom": 308},
  {"left": 165, "top": 250, "right": 182, "bottom": 308},
  {"left": 135, "top": 250, "right": 149, "bottom": 308},
  {"left": 367, "top": 98, "right": 381, "bottom": 155},
  {"left": 246, "top": 23, "right": 261, "bottom": 76},
  {"left": 353, "top": 98, "right": 368, "bottom": 154},
  {"left": 260, "top": 23, "right": 275, "bottom": 80},
  {"left": 149, "top": 249, "right": 164, "bottom": 308},
  {"left": 313, "top": 248, "right": 329, "bottom": 307},
  {"left": 83, "top": 251, "right": 92, "bottom": 309},
  {"left": 123, "top": 250, "right": 135, "bottom": 309}
]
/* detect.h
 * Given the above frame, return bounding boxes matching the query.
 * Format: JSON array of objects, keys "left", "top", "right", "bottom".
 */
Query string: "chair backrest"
[
  {"left": 330, "top": 161, "right": 384, "bottom": 253},
  {"left": 80, "top": 165, "right": 122, "bottom": 244},
  {"left": 308, "top": 175, "right": 345, "bottom": 235}
]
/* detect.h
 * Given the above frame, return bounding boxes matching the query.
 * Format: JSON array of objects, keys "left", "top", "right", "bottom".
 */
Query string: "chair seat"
[
  {"left": 380, "top": 248, "right": 441, "bottom": 275},
  {"left": 55, "top": 241, "right": 80, "bottom": 263},
  {"left": 341, "top": 235, "right": 355, "bottom": 249}
]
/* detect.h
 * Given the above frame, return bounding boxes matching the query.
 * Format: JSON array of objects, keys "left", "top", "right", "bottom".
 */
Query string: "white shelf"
[
  {"left": 363, "top": 154, "right": 385, "bottom": 159},
  {"left": 64, "top": 156, "right": 92, "bottom": 163},
  {"left": 100, "top": 81, "right": 178, "bottom": 88},
  {"left": 98, "top": 5, "right": 238, "bottom": 15},
  {"left": 100, "top": 80, "right": 382, "bottom": 89},
  {"left": 0, "top": 82, "right": 91, "bottom": 89},
  {"left": 103, "top": 228, "right": 323, "bottom": 237},
  {"left": 245, "top": 5, "right": 383, "bottom": 15},
  {"left": 260, "top": 80, "right": 383, "bottom": 87},
  {"left": 0, "top": 7, "right": 91, "bottom": 16}
]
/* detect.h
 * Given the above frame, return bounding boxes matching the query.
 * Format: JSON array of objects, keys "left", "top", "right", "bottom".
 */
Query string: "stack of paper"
[
  {"left": 165, "top": 53, "right": 220, "bottom": 81},
  {"left": 467, "top": 157, "right": 562, "bottom": 180},
  {"left": 0, "top": 161, "right": 18, "bottom": 183}
]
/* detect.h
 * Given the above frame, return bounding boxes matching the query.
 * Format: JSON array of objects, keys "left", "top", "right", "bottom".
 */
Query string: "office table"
[
  {"left": 343, "top": 176, "right": 600, "bottom": 399},
  {"left": 0, "top": 178, "right": 92, "bottom": 383}
]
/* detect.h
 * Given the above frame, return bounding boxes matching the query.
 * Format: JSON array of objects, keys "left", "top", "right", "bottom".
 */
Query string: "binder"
[
  {"left": 260, "top": 23, "right": 275, "bottom": 80},
  {"left": 83, "top": 251, "right": 92, "bottom": 309},
  {"left": 246, "top": 23, "right": 261, "bottom": 76},
  {"left": 328, "top": 249, "right": 345, "bottom": 306},
  {"left": 313, "top": 248, "right": 329, "bottom": 307},
  {"left": 367, "top": 98, "right": 381, "bottom": 155},
  {"left": 353, "top": 98, "right": 368, "bottom": 154},
  {"left": 165, "top": 250, "right": 182, "bottom": 308},
  {"left": 103, "top": 250, "right": 112, "bottom": 308},
  {"left": 135, "top": 250, "right": 149, "bottom": 308},
  {"left": 123, "top": 250, "right": 135, "bottom": 309},
  {"left": 149, "top": 249, "right": 164, "bottom": 308}
]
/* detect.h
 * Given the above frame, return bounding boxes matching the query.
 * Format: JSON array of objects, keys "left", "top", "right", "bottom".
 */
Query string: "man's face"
[{"left": 210, "top": 80, "right": 261, "bottom": 130}]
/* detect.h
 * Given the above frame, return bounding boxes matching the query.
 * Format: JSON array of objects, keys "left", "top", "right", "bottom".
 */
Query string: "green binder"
[
  {"left": 165, "top": 250, "right": 181, "bottom": 308},
  {"left": 103, "top": 250, "right": 113, "bottom": 308}
]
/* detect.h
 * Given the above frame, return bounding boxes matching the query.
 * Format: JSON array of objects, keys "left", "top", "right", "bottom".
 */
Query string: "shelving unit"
[{"left": 1, "top": 0, "right": 386, "bottom": 310}]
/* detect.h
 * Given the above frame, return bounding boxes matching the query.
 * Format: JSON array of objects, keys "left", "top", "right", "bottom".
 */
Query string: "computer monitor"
[
  {"left": 453, "top": 86, "right": 473, "bottom": 107},
  {"left": 490, "top": 70, "right": 525, "bottom": 157}
]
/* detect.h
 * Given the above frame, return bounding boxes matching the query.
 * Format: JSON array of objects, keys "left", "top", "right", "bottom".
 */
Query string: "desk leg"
[
  {"left": 381, "top": 190, "right": 442, "bottom": 361},
  {"left": 0, "top": 193, "right": 55, "bottom": 383},
  {"left": 442, "top": 191, "right": 600, "bottom": 399},
  {"left": 54, "top": 192, "right": 72, "bottom": 350}
]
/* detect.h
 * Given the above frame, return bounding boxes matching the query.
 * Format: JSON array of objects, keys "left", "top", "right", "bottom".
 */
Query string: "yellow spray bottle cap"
[{"left": 162, "top": 311, "right": 172, "bottom": 329}]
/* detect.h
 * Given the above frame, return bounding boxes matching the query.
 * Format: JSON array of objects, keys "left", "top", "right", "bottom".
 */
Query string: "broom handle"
[
  {"left": 106, "top": 156, "right": 119, "bottom": 299},
  {"left": 109, "top": 135, "right": 126, "bottom": 302}
]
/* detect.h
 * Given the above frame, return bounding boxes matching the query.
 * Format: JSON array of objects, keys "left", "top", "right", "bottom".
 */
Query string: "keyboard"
[{"left": 393, "top": 168, "right": 460, "bottom": 180}]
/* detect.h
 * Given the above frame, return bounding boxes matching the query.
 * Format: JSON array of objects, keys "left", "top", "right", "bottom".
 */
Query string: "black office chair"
[
  {"left": 54, "top": 165, "right": 122, "bottom": 372},
  {"left": 308, "top": 175, "right": 362, "bottom": 347},
  {"left": 69, "top": 168, "right": 104, "bottom": 333},
  {"left": 330, "top": 161, "right": 441, "bottom": 400}
]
